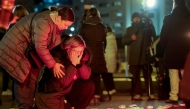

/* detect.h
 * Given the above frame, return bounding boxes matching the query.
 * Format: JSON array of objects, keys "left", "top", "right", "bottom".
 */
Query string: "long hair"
[
  {"left": 58, "top": 7, "right": 74, "bottom": 22},
  {"left": 86, "top": 7, "right": 100, "bottom": 19},
  {"left": 63, "top": 35, "right": 86, "bottom": 50},
  {"left": 12, "top": 5, "right": 29, "bottom": 19}
]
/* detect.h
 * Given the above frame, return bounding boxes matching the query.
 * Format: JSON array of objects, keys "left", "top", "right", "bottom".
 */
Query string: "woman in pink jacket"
[{"left": 35, "top": 35, "right": 94, "bottom": 109}]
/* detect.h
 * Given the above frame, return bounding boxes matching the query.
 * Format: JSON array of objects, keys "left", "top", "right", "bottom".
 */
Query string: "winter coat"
[
  {"left": 36, "top": 44, "right": 91, "bottom": 109},
  {"left": 180, "top": 53, "right": 190, "bottom": 103},
  {"left": 122, "top": 23, "right": 154, "bottom": 65},
  {"left": 0, "top": 11, "right": 61, "bottom": 83},
  {"left": 156, "top": 6, "right": 190, "bottom": 69},
  {"left": 105, "top": 32, "right": 117, "bottom": 73},
  {"left": 78, "top": 16, "right": 107, "bottom": 73}
]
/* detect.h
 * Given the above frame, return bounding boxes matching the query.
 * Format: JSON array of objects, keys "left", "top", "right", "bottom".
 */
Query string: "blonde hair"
[{"left": 63, "top": 35, "right": 86, "bottom": 50}]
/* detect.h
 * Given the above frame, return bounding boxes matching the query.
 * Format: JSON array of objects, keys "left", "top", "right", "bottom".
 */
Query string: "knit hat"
[
  {"left": 174, "top": 0, "right": 185, "bottom": 6},
  {"left": 131, "top": 12, "right": 141, "bottom": 22},
  {"left": 132, "top": 12, "right": 141, "bottom": 19}
]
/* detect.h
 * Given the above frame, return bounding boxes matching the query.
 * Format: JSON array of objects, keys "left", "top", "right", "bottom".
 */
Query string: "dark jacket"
[
  {"left": 122, "top": 22, "right": 154, "bottom": 65},
  {"left": 78, "top": 16, "right": 107, "bottom": 73},
  {"left": 156, "top": 6, "right": 190, "bottom": 69}
]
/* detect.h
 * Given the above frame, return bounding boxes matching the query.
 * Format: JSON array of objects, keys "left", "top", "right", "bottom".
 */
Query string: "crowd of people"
[{"left": 0, "top": 0, "right": 190, "bottom": 108}]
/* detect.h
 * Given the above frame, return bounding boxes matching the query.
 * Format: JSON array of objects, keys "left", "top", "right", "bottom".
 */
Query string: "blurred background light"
[
  {"left": 69, "top": 33, "right": 73, "bottom": 36},
  {"left": 70, "top": 27, "right": 75, "bottom": 32},
  {"left": 146, "top": 0, "right": 156, "bottom": 8},
  {"left": 56, "top": 3, "right": 60, "bottom": 6},
  {"left": 34, "top": 7, "right": 38, "bottom": 12}
]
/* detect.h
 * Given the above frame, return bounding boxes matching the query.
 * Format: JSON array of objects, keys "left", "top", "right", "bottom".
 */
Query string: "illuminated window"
[
  {"left": 113, "top": 1, "right": 121, "bottom": 6},
  {"left": 43, "top": 0, "right": 54, "bottom": 3},
  {"left": 116, "top": 12, "right": 122, "bottom": 17},
  {"left": 110, "top": 10, "right": 123, "bottom": 20},
  {"left": 113, "top": 23, "right": 122, "bottom": 28}
]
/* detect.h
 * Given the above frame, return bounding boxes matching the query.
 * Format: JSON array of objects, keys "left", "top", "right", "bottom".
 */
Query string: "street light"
[
  {"left": 142, "top": 0, "right": 156, "bottom": 9},
  {"left": 146, "top": 0, "right": 156, "bottom": 8}
]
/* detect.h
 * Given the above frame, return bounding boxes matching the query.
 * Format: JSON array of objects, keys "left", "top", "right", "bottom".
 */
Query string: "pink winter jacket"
[{"left": 0, "top": 11, "right": 61, "bottom": 83}]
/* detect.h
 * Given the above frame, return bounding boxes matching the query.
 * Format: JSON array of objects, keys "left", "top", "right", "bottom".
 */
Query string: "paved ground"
[
  {"left": 86, "top": 93, "right": 185, "bottom": 109},
  {"left": 0, "top": 93, "right": 185, "bottom": 109},
  {"left": 0, "top": 67, "right": 186, "bottom": 109}
]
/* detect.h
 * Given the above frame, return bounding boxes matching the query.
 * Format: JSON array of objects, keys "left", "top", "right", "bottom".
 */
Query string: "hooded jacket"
[
  {"left": 0, "top": 11, "right": 61, "bottom": 83},
  {"left": 79, "top": 16, "right": 107, "bottom": 73},
  {"left": 157, "top": 6, "right": 190, "bottom": 69}
]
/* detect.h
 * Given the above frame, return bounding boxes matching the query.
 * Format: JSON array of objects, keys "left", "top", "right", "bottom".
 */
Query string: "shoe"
[
  {"left": 9, "top": 99, "right": 18, "bottom": 109},
  {"left": 111, "top": 89, "right": 116, "bottom": 94},
  {"left": 88, "top": 95, "right": 100, "bottom": 106},
  {"left": 149, "top": 94, "right": 155, "bottom": 100},
  {"left": 2, "top": 89, "right": 12, "bottom": 96},
  {"left": 165, "top": 99, "right": 178, "bottom": 104},
  {"left": 133, "top": 94, "right": 142, "bottom": 100},
  {"left": 103, "top": 89, "right": 116, "bottom": 95}
]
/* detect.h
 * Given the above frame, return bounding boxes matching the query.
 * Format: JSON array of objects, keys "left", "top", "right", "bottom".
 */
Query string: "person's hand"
[
  {"left": 73, "top": 75, "right": 77, "bottom": 80},
  {"left": 53, "top": 63, "right": 65, "bottom": 78},
  {"left": 131, "top": 34, "right": 137, "bottom": 40},
  {"left": 68, "top": 50, "right": 83, "bottom": 66}
]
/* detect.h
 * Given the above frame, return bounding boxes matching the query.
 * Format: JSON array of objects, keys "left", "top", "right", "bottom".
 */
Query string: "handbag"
[{"left": 25, "top": 12, "right": 43, "bottom": 69}]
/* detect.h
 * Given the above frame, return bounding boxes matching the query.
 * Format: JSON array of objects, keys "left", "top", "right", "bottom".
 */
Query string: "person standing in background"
[
  {"left": 156, "top": 0, "right": 190, "bottom": 104},
  {"left": 102, "top": 26, "right": 117, "bottom": 95},
  {"left": 122, "top": 12, "right": 155, "bottom": 100},
  {"left": 78, "top": 7, "right": 107, "bottom": 105},
  {"left": 1, "top": 5, "right": 29, "bottom": 108}
]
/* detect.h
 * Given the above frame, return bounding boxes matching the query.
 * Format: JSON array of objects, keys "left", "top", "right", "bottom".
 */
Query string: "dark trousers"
[
  {"left": 90, "top": 72, "right": 115, "bottom": 95},
  {"left": 14, "top": 68, "right": 40, "bottom": 109},
  {"left": 90, "top": 72, "right": 101, "bottom": 96},
  {"left": 158, "top": 57, "right": 169, "bottom": 76},
  {"left": 2, "top": 67, "right": 9, "bottom": 91},
  {"left": 101, "top": 73, "right": 115, "bottom": 91},
  {"left": 66, "top": 79, "right": 95, "bottom": 109},
  {"left": 1, "top": 67, "right": 15, "bottom": 99},
  {"left": 129, "top": 64, "right": 154, "bottom": 96}
]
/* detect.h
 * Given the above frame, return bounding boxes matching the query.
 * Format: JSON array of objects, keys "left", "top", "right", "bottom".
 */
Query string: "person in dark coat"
[
  {"left": 156, "top": 0, "right": 190, "bottom": 104},
  {"left": 35, "top": 35, "right": 95, "bottom": 109},
  {"left": 78, "top": 7, "right": 107, "bottom": 105},
  {"left": 122, "top": 12, "right": 156, "bottom": 100}
]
